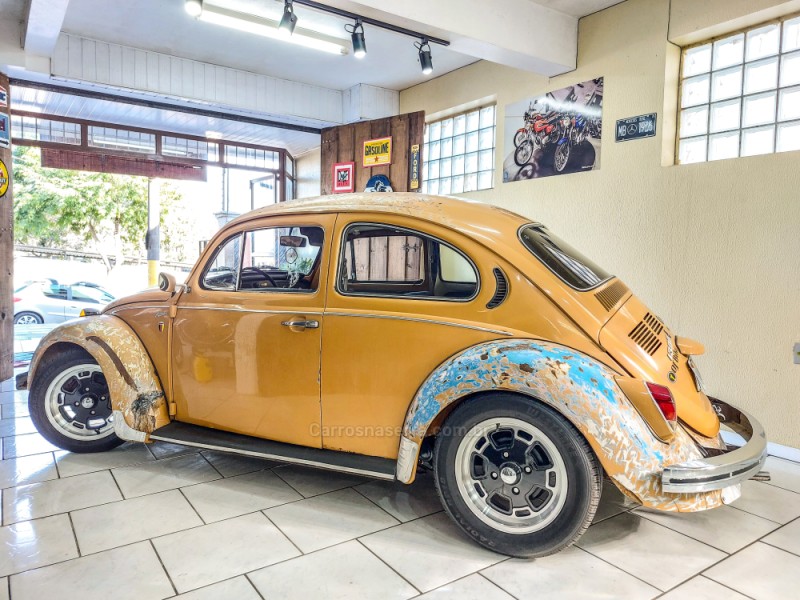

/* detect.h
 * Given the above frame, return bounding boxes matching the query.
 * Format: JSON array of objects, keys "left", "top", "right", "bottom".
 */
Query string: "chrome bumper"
[{"left": 662, "top": 398, "right": 767, "bottom": 494}]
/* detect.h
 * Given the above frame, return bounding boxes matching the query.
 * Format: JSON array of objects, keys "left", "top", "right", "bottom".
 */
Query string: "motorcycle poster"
[{"left": 503, "top": 77, "right": 603, "bottom": 182}]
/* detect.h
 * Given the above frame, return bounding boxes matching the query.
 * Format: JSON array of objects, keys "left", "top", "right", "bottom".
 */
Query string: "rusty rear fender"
[
  {"left": 28, "top": 315, "right": 170, "bottom": 441},
  {"left": 397, "top": 339, "right": 729, "bottom": 512}
]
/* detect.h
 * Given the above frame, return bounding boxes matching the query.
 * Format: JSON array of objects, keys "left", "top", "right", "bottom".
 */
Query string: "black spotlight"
[
  {"left": 279, "top": 0, "right": 297, "bottom": 35},
  {"left": 346, "top": 19, "right": 367, "bottom": 59},
  {"left": 416, "top": 38, "right": 433, "bottom": 75},
  {"left": 185, "top": 0, "right": 203, "bottom": 17}
]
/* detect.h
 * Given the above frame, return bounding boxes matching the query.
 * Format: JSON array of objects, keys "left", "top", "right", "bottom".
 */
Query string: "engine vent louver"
[
  {"left": 594, "top": 280, "right": 629, "bottom": 311},
  {"left": 486, "top": 268, "right": 509, "bottom": 309},
  {"left": 628, "top": 312, "right": 664, "bottom": 356}
]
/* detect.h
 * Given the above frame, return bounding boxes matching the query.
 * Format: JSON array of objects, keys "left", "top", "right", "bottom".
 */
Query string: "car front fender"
[
  {"left": 28, "top": 315, "right": 169, "bottom": 441},
  {"left": 397, "top": 339, "right": 730, "bottom": 512}
]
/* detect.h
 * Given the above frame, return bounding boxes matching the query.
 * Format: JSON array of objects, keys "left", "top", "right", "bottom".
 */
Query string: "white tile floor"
[{"left": 2, "top": 378, "right": 800, "bottom": 599}]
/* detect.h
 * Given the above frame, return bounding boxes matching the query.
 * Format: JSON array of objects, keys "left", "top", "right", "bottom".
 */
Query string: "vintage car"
[{"left": 17, "top": 193, "right": 767, "bottom": 557}]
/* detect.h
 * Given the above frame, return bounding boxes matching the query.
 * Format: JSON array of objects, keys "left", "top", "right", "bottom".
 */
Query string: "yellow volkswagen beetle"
[{"left": 17, "top": 193, "right": 767, "bottom": 557}]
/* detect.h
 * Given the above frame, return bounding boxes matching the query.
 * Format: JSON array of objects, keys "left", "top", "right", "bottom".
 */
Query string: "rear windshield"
[{"left": 519, "top": 225, "right": 611, "bottom": 290}]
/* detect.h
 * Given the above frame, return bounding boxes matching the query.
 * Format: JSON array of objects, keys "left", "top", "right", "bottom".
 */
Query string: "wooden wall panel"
[{"left": 320, "top": 111, "right": 424, "bottom": 195}]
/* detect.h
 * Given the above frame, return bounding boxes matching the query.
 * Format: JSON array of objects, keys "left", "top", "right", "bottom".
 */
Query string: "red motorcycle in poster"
[{"left": 513, "top": 106, "right": 563, "bottom": 166}]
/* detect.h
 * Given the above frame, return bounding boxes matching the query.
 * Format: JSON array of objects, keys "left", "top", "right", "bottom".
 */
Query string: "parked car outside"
[
  {"left": 14, "top": 280, "right": 115, "bottom": 324},
  {"left": 17, "top": 193, "right": 766, "bottom": 557}
]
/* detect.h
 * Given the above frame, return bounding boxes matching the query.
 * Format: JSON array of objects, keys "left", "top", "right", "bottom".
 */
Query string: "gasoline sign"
[{"left": 363, "top": 136, "right": 392, "bottom": 167}]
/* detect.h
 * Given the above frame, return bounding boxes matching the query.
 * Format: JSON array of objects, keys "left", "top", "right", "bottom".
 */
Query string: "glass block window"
[
  {"left": 11, "top": 116, "right": 81, "bottom": 145},
  {"left": 163, "top": 136, "right": 219, "bottom": 161},
  {"left": 88, "top": 127, "right": 155, "bottom": 154},
  {"left": 224, "top": 144, "right": 279, "bottom": 170},
  {"left": 679, "top": 15, "right": 800, "bottom": 163},
  {"left": 423, "top": 105, "right": 496, "bottom": 194}
]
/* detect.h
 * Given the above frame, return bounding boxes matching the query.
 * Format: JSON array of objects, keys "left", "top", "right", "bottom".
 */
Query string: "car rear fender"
[
  {"left": 28, "top": 315, "right": 169, "bottom": 441},
  {"left": 397, "top": 339, "right": 722, "bottom": 512}
]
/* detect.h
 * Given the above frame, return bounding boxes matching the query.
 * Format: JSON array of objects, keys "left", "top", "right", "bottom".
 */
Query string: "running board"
[{"left": 149, "top": 421, "right": 397, "bottom": 481}]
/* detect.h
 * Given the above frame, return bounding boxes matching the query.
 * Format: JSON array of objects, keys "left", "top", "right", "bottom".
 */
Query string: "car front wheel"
[
  {"left": 14, "top": 312, "right": 43, "bottom": 325},
  {"left": 434, "top": 393, "right": 601, "bottom": 557},
  {"left": 29, "top": 349, "right": 124, "bottom": 453}
]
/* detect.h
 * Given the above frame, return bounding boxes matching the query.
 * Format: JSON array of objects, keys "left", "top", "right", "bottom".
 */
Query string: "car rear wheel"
[
  {"left": 14, "top": 312, "right": 43, "bottom": 325},
  {"left": 434, "top": 393, "right": 601, "bottom": 557},
  {"left": 29, "top": 349, "right": 123, "bottom": 453}
]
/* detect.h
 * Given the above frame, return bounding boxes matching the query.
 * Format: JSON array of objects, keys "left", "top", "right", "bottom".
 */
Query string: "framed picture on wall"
[{"left": 332, "top": 162, "right": 356, "bottom": 193}]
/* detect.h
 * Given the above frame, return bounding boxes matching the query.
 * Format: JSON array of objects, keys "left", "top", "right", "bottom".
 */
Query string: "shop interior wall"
[
  {"left": 400, "top": 0, "right": 800, "bottom": 448},
  {"left": 296, "top": 148, "right": 322, "bottom": 199}
]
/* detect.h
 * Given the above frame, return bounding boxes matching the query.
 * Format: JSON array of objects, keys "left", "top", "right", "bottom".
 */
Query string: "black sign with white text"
[{"left": 615, "top": 113, "right": 657, "bottom": 142}]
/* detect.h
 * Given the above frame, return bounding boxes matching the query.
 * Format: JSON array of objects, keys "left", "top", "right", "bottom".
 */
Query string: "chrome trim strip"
[
  {"left": 108, "top": 305, "right": 168, "bottom": 314},
  {"left": 324, "top": 311, "right": 513, "bottom": 337},
  {"left": 148, "top": 434, "right": 396, "bottom": 481},
  {"left": 176, "top": 306, "right": 323, "bottom": 316},
  {"left": 662, "top": 399, "right": 768, "bottom": 493}
]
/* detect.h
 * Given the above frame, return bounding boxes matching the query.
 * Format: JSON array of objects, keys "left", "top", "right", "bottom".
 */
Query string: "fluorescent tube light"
[{"left": 197, "top": 4, "right": 348, "bottom": 55}]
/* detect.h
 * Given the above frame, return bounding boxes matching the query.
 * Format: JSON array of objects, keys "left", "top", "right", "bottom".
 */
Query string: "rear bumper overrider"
[{"left": 662, "top": 398, "right": 767, "bottom": 494}]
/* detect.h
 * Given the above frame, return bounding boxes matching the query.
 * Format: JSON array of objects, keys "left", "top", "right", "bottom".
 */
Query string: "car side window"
[
  {"left": 201, "top": 234, "right": 242, "bottom": 291},
  {"left": 201, "top": 226, "right": 324, "bottom": 293},
  {"left": 239, "top": 226, "right": 323, "bottom": 292},
  {"left": 338, "top": 223, "right": 478, "bottom": 300}
]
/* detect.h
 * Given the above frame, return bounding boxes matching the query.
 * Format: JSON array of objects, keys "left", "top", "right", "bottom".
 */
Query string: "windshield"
[{"left": 519, "top": 225, "right": 611, "bottom": 290}]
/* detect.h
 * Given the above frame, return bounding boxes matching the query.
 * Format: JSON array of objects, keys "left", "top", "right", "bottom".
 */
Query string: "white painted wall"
[
  {"left": 401, "top": 0, "right": 800, "bottom": 447},
  {"left": 295, "top": 147, "right": 321, "bottom": 199}
]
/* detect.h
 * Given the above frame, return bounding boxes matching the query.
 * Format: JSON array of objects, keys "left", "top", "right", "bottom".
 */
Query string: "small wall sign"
[
  {"left": 0, "top": 85, "right": 7, "bottom": 108},
  {"left": 615, "top": 113, "right": 657, "bottom": 142},
  {"left": 363, "top": 136, "right": 392, "bottom": 167},
  {"left": 0, "top": 113, "right": 9, "bottom": 149},
  {"left": 332, "top": 161, "right": 355, "bottom": 193},
  {"left": 0, "top": 159, "right": 9, "bottom": 198},
  {"left": 409, "top": 144, "right": 420, "bottom": 190}
]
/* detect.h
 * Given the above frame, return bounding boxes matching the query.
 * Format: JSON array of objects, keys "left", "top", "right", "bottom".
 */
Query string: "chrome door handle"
[{"left": 281, "top": 319, "right": 319, "bottom": 329}]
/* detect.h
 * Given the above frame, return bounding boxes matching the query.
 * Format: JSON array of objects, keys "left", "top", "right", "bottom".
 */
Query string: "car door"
[
  {"left": 320, "top": 214, "right": 503, "bottom": 459},
  {"left": 171, "top": 214, "right": 335, "bottom": 448},
  {"left": 39, "top": 284, "right": 69, "bottom": 322}
]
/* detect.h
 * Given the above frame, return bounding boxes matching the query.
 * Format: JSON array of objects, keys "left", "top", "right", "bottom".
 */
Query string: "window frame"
[
  {"left": 517, "top": 223, "right": 613, "bottom": 292},
  {"left": 200, "top": 226, "right": 325, "bottom": 294},
  {"left": 336, "top": 221, "right": 481, "bottom": 303},
  {"left": 677, "top": 12, "right": 800, "bottom": 163},
  {"left": 423, "top": 104, "right": 497, "bottom": 195}
]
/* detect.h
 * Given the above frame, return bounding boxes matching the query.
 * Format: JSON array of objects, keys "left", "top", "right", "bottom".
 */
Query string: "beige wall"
[
  {"left": 295, "top": 147, "right": 322, "bottom": 199},
  {"left": 401, "top": 0, "right": 800, "bottom": 448}
]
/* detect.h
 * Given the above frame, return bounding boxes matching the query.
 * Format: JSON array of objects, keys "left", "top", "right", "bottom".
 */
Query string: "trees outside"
[{"left": 12, "top": 146, "right": 196, "bottom": 272}]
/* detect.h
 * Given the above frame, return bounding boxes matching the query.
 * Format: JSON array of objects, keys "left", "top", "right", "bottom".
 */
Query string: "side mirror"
[{"left": 158, "top": 272, "right": 177, "bottom": 294}]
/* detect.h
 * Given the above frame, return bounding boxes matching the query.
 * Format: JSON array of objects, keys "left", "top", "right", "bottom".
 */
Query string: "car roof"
[{"left": 227, "top": 193, "right": 537, "bottom": 249}]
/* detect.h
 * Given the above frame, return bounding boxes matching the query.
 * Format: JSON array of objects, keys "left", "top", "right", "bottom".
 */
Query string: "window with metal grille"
[
  {"left": 422, "top": 105, "right": 496, "bottom": 194},
  {"left": 678, "top": 14, "right": 800, "bottom": 163}
]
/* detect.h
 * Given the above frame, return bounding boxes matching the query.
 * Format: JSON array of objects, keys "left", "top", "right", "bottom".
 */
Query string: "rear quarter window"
[{"left": 519, "top": 225, "right": 611, "bottom": 291}]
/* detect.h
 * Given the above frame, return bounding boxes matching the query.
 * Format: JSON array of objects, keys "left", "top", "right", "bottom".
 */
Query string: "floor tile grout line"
[
  {"left": 243, "top": 573, "right": 267, "bottom": 600},
  {"left": 259, "top": 510, "right": 305, "bottom": 556},
  {"left": 573, "top": 543, "right": 666, "bottom": 594},
  {"left": 758, "top": 537, "right": 800, "bottom": 560},
  {"left": 476, "top": 570, "right": 522, "bottom": 600},
  {"left": 176, "top": 486, "right": 208, "bottom": 526},
  {"left": 633, "top": 507, "right": 782, "bottom": 554},
  {"left": 65, "top": 511, "right": 83, "bottom": 558},
  {"left": 350, "top": 480, "right": 419, "bottom": 524},
  {"left": 148, "top": 538, "right": 178, "bottom": 597},
  {"left": 354, "top": 537, "right": 423, "bottom": 596},
  {"left": 725, "top": 494, "right": 797, "bottom": 524}
]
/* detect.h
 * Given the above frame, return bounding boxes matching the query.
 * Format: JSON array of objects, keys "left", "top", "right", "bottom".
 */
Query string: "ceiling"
[
  {"left": 60, "top": 0, "right": 478, "bottom": 91},
  {"left": 3, "top": 0, "right": 630, "bottom": 156}
]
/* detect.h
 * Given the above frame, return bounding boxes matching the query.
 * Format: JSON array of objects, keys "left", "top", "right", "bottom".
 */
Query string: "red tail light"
[
  {"left": 13, "top": 297, "right": 21, "bottom": 302},
  {"left": 646, "top": 382, "right": 677, "bottom": 424}
]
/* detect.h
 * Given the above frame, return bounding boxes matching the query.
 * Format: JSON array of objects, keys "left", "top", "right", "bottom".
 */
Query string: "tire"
[
  {"left": 554, "top": 143, "right": 571, "bottom": 173},
  {"left": 513, "top": 129, "right": 527, "bottom": 147},
  {"left": 514, "top": 140, "right": 534, "bottom": 166},
  {"left": 29, "top": 348, "right": 124, "bottom": 453},
  {"left": 15, "top": 312, "right": 43, "bottom": 325},
  {"left": 434, "top": 393, "right": 601, "bottom": 557}
]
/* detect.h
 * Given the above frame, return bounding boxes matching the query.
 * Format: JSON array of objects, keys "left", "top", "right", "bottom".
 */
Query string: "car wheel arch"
[
  {"left": 28, "top": 315, "right": 169, "bottom": 441},
  {"left": 396, "top": 339, "right": 664, "bottom": 494}
]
